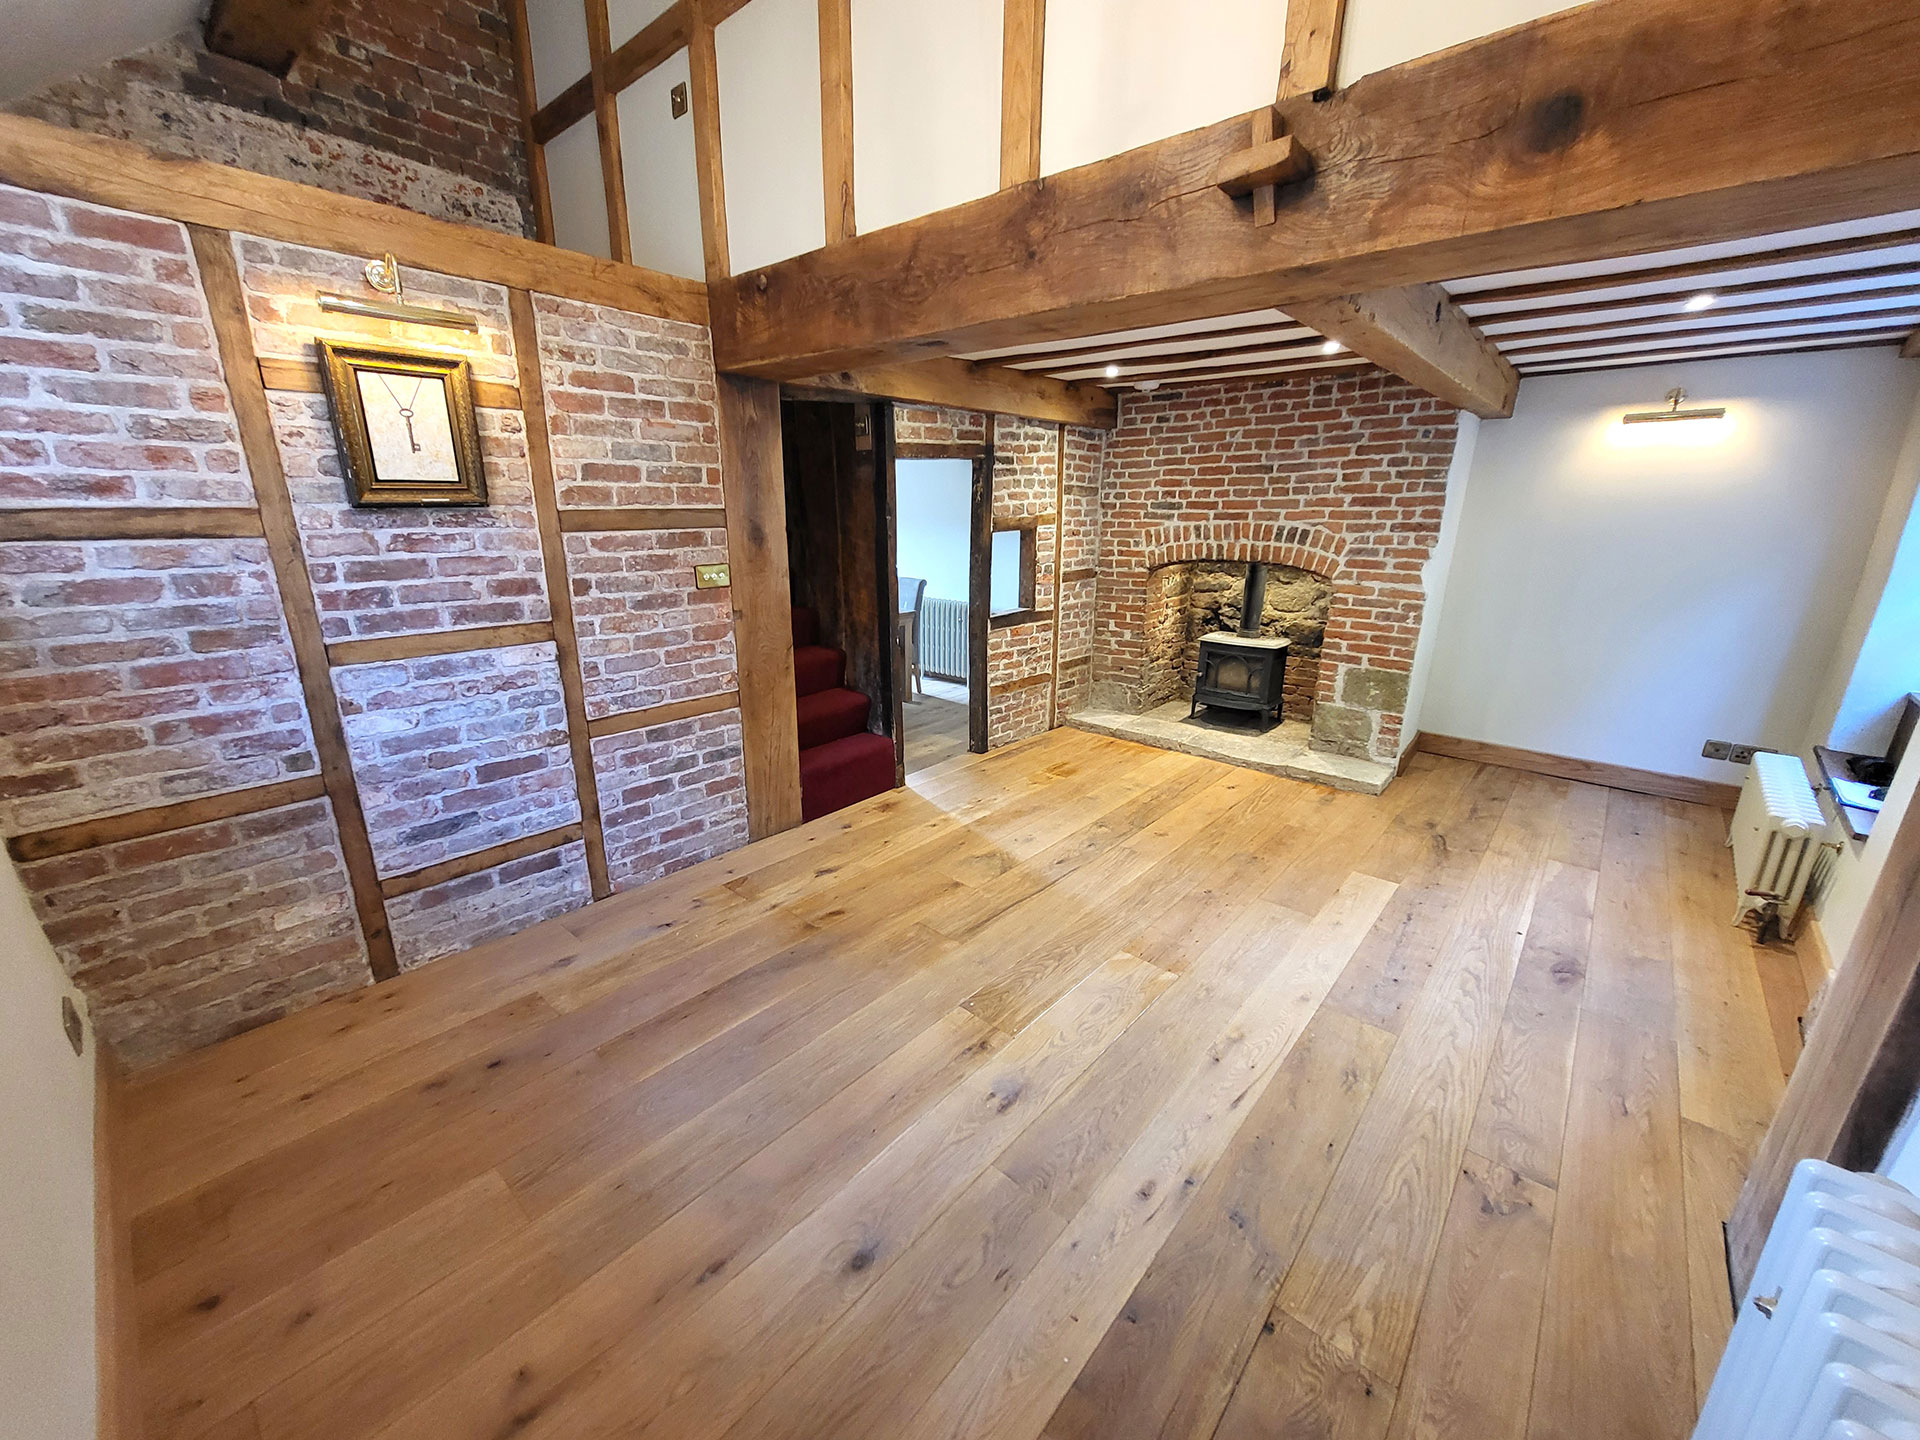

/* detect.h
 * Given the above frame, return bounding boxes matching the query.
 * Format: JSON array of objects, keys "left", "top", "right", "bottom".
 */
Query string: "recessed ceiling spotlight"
[
  {"left": 1104, "top": 363, "right": 1122, "bottom": 378},
  {"left": 1684, "top": 292, "right": 1717, "bottom": 312},
  {"left": 1321, "top": 339, "right": 1344, "bottom": 355}
]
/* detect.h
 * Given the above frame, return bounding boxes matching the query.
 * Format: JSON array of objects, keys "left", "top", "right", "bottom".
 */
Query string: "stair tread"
[
  {"left": 793, "top": 643, "right": 847, "bottom": 698},
  {"left": 797, "top": 686, "right": 871, "bottom": 750}
]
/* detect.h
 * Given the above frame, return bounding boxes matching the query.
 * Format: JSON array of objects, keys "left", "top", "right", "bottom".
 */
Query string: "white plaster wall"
[
  {"left": 1818, "top": 744, "right": 1918, "bottom": 969},
  {"left": 1337, "top": 0, "right": 1586, "bottom": 85},
  {"left": 716, "top": 0, "right": 825, "bottom": 274},
  {"left": 1398, "top": 411, "right": 1479, "bottom": 754},
  {"left": 523, "top": 0, "right": 593, "bottom": 108},
  {"left": 0, "top": 856, "right": 97, "bottom": 1440},
  {"left": 607, "top": 0, "right": 679, "bottom": 50},
  {"left": 1419, "top": 349, "right": 1919, "bottom": 784},
  {"left": 1040, "top": 0, "right": 1287, "bottom": 175},
  {"left": 851, "top": 0, "right": 1001, "bottom": 234},
  {"left": 547, "top": 115, "right": 613, "bottom": 261},
  {"left": 896, "top": 458, "right": 973, "bottom": 603},
  {"left": 617, "top": 49, "right": 706, "bottom": 280}
]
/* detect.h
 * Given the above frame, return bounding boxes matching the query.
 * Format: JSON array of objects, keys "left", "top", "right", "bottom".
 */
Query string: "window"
[{"left": 990, "top": 524, "right": 1035, "bottom": 614}]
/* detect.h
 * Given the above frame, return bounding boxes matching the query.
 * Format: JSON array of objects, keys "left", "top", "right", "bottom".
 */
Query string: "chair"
[{"left": 897, "top": 576, "right": 927, "bottom": 702}]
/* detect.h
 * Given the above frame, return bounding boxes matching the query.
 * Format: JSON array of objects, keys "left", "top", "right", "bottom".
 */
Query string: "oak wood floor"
[
  {"left": 118, "top": 729, "right": 1794, "bottom": 1440},
  {"left": 903, "top": 693, "right": 972, "bottom": 775}
]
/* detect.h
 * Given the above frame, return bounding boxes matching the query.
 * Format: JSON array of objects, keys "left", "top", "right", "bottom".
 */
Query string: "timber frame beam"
[
  {"left": 706, "top": 0, "right": 1920, "bottom": 381},
  {"left": 1288, "top": 284, "right": 1517, "bottom": 419}
]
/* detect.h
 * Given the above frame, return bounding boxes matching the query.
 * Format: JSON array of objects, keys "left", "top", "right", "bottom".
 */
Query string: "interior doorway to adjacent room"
[{"left": 893, "top": 451, "right": 982, "bottom": 774}]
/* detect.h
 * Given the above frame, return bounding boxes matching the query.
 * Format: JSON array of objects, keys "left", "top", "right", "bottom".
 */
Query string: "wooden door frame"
[
  {"left": 875, "top": 404, "right": 905, "bottom": 786},
  {"left": 968, "top": 434, "right": 994, "bottom": 754},
  {"left": 1729, "top": 778, "right": 1920, "bottom": 1295}
]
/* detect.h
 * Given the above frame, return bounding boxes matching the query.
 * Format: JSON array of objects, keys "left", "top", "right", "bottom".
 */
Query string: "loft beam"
[
  {"left": 791, "top": 358, "right": 1116, "bottom": 429},
  {"left": 1288, "top": 284, "right": 1518, "bottom": 418},
  {"left": 707, "top": 0, "right": 1920, "bottom": 380}
]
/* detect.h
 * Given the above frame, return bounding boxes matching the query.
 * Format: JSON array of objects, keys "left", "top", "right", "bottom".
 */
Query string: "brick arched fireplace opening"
[{"left": 1094, "top": 520, "right": 1413, "bottom": 763}]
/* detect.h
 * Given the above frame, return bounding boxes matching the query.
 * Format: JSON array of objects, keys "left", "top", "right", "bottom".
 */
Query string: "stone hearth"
[{"left": 1068, "top": 703, "right": 1395, "bottom": 794}]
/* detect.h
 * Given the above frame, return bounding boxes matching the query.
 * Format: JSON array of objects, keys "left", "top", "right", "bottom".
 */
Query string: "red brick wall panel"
[
  {"left": 0, "top": 188, "right": 248, "bottom": 507},
  {"left": 532, "top": 296, "right": 723, "bottom": 510},
  {"left": 333, "top": 642, "right": 581, "bottom": 878},
  {"left": 0, "top": 537, "right": 317, "bottom": 833},
  {"left": 564, "top": 528, "right": 737, "bottom": 719},
  {"left": 18, "top": 797, "right": 370, "bottom": 1067},
  {"left": 592, "top": 709, "right": 749, "bottom": 891},
  {"left": 387, "top": 840, "right": 592, "bottom": 970}
]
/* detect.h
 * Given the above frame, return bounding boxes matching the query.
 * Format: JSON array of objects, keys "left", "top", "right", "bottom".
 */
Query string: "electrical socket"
[
  {"left": 1728, "top": 744, "right": 1775, "bottom": 766},
  {"left": 1701, "top": 739, "right": 1732, "bottom": 761}
]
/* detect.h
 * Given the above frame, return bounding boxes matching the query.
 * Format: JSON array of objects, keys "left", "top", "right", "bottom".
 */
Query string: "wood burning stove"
[{"left": 1189, "top": 562, "right": 1290, "bottom": 730}]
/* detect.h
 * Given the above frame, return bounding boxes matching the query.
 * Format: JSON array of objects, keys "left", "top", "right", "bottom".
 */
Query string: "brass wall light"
[
  {"left": 318, "top": 252, "right": 479, "bottom": 332},
  {"left": 1623, "top": 387, "right": 1727, "bottom": 424}
]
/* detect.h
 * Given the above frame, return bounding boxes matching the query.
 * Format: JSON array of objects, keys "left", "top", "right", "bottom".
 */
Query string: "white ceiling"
[
  {"left": 0, "top": 0, "right": 202, "bottom": 105},
  {"left": 957, "top": 208, "right": 1920, "bottom": 392}
]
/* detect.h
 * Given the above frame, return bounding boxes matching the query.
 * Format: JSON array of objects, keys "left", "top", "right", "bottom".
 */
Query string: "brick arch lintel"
[{"left": 1136, "top": 521, "right": 1346, "bottom": 581}]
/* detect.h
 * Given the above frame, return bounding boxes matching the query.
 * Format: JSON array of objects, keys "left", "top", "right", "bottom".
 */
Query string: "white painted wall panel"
[
  {"left": 851, "top": 0, "right": 1001, "bottom": 234},
  {"left": 525, "top": 0, "right": 593, "bottom": 108},
  {"left": 1338, "top": 0, "right": 1584, "bottom": 85},
  {"left": 546, "top": 115, "right": 613, "bottom": 260},
  {"left": 617, "top": 50, "right": 706, "bottom": 280},
  {"left": 716, "top": 0, "right": 825, "bottom": 274},
  {"left": 1040, "top": 0, "right": 1286, "bottom": 176},
  {"left": 607, "top": 0, "right": 678, "bottom": 50},
  {"left": 1419, "top": 349, "right": 1918, "bottom": 785},
  {"left": 0, "top": 857, "right": 96, "bottom": 1440}
]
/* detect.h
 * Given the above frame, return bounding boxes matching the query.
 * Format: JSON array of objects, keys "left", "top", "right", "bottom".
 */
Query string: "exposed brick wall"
[
  {"left": 593, "top": 709, "right": 750, "bottom": 891},
  {"left": 1055, "top": 425, "right": 1103, "bottom": 718},
  {"left": 894, "top": 405, "right": 986, "bottom": 449},
  {"left": 387, "top": 840, "right": 592, "bottom": 970},
  {"left": 0, "top": 537, "right": 317, "bottom": 832},
  {"left": 533, "top": 296, "right": 723, "bottom": 510},
  {"left": 333, "top": 643, "right": 581, "bottom": 878},
  {"left": 17, "top": 798, "right": 370, "bottom": 1067},
  {"left": 1094, "top": 371, "right": 1458, "bottom": 762},
  {"left": 0, "top": 186, "right": 247, "bottom": 506},
  {"left": 236, "top": 236, "right": 549, "bottom": 642},
  {"left": 987, "top": 416, "right": 1061, "bottom": 748},
  {"left": 10, "top": 0, "right": 532, "bottom": 235},
  {"left": 565, "top": 528, "right": 736, "bottom": 719}
]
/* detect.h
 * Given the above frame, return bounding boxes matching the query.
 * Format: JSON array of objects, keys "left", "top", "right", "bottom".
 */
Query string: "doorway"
[{"left": 890, "top": 431, "right": 991, "bottom": 774}]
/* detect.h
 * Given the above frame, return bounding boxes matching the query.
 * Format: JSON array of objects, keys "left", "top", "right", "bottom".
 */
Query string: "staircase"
[{"left": 792, "top": 606, "right": 896, "bottom": 822}]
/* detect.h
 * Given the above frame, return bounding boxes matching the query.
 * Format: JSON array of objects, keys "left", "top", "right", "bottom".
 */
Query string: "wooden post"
[
  {"left": 715, "top": 374, "right": 802, "bottom": 836},
  {"left": 585, "top": 0, "right": 634, "bottom": 263},
  {"left": 1277, "top": 0, "right": 1348, "bottom": 99},
  {"left": 188, "top": 226, "right": 399, "bottom": 981},
  {"left": 688, "top": 1, "right": 731, "bottom": 279},
  {"left": 999, "top": 0, "right": 1045, "bottom": 188},
  {"left": 968, "top": 421, "right": 994, "bottom": 753},
  {"left": 509, "top": 288, "right": 614, "bottom": 898},
  {"left": 818, "top": 0, "right": 855, "bottom": 243},
  {"left": 506, "top": 0, "right": 555, "bottom": 243}
]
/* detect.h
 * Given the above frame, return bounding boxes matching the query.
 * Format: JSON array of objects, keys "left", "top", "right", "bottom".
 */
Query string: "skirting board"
[{"left": 1412, "top": 732, "right": 1742, "bottom": 809}]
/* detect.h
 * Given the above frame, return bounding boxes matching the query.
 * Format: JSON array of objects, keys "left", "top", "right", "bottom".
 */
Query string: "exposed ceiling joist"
[
  {"left": 1287, "top": 284, "right": 1516, "bottom": 418},
  {"left": 708, "top": 0, "right": 1920, "bottom": 382},
  {"left": 792, "top": 358, "right": 1116, "bottom": 429},
  {"left": 1519, "top": 335, "right": 1904, "bottom": 375},
  {"left": 1484, "top": 288, "right": 1920, "bottom": 343}
]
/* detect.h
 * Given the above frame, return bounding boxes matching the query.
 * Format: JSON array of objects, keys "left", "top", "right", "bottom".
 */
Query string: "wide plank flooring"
[{"left": 117, "top": 729, "right": 1786, "bottom": 1440}]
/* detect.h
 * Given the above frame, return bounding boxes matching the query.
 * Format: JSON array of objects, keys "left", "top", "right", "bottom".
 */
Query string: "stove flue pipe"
[{"left": 1238, "top": 562, "right": 1268, "bottom": 638}]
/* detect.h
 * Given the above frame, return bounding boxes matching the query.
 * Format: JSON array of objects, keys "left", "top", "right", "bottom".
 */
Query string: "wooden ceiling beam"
[
  {"left": 1288, "top": 284, "right": 1517, "bottom": 418},
  {"left": 1008, "top": 324, "right": 1318, "bottom": 372},
  {"left": 793, "top": 358, "right": 1117, "bottom": 429},
  {"left": 1519, "top": 336, "right": 1907, "bottom": 374},
  {"left": 1079, "top": 354, "right": 1368, "bottom": 388},
  {"left": 1460, "top": 227, "right": 1920, "bottom": 307},
  {"left": 1505, "top": 320, "right": 1918, "bottom": 362},
  {"left": 1486, "top": 288, "right": 1920, "bottom": 343},
  {"left": 1465, "top": 258, "right": 1920, "bottom": 326},
  {"left": 707, "top": 0, "right": 1920, "bottom": 380}
]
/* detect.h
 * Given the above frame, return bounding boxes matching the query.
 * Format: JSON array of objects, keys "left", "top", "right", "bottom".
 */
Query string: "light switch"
[{"left": 694, "top": 563, "right": 730, "bottom": 589}]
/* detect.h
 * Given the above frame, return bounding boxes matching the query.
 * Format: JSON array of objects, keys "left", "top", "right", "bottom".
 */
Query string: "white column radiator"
[
  {"left": 1729, "top": 751, "right": 1829, "bottom": 936},
  {"left": 1696, "top": 1161, "right": 1920, "bottom": 1440},
  {"left": 920, "top": 597, "right": 970, "bottom": 683}
]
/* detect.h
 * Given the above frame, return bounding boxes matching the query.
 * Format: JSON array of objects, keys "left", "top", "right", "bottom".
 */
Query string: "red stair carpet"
[{"left": 792, "top": 606, "right": 895, "bottom": 821}]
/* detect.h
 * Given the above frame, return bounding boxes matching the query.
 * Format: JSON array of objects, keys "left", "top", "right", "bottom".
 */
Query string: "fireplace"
[{"left": 1190, "top": 564, "right": 1290, "bottom": 728}]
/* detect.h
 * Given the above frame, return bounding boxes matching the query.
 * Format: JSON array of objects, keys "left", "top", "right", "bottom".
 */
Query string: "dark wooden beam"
[
  {"left": 819, "top": 0, "right": 855, "bottom": 242},
  {"left": 1000, "top": 0, "right": 1046, "bottom": 189},
  {"left": 715, "top": 375, "right": 801, "bottom": 837},
  {"left": 204, "top": 0, "right": 327, "bottom": 77},
  {"left": 707, "top": 0, "right": 1920, "bottom": 379},
  {"left": 795, "top": 357, "right": 1116, "bottom": 428},
  {"left": 6, "top": 778, "right": 327, "bottom": 864},
  {"left": 0, "top": 507, "right": 263, "bottom": 542},
  {"left": 1289, "top": 283, "right": 1517, "bottom": 417},
  {"left": 603, "top": 1, "right": 693, "bottom": 93}
]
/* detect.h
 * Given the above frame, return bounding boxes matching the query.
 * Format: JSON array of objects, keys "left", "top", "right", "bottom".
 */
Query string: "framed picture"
[{"left": 317, "top": 341, "right": 488, "bottom": 507}]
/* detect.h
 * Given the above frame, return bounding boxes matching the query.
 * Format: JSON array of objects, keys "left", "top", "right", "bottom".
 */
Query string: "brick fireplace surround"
[{"left": 1091, "top": 371, "right": 1461, "bottom": 763}]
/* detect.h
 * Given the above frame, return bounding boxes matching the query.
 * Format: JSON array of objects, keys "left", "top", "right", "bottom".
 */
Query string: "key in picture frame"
[{"left": 317, "top": 341, "right": 488, "bottom": 507}]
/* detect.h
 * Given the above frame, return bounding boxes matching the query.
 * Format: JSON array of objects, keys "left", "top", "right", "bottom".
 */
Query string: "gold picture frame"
[{"left": 317, "top": 341, "right": 488, "bottom": 507}]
